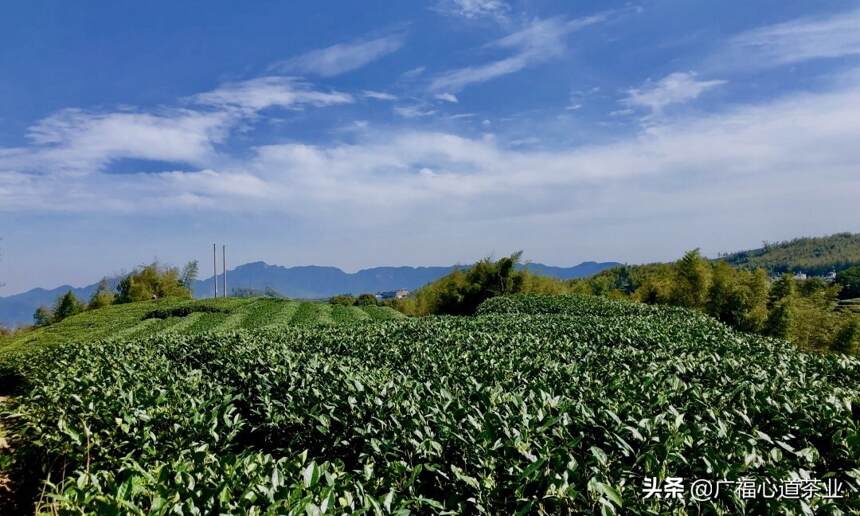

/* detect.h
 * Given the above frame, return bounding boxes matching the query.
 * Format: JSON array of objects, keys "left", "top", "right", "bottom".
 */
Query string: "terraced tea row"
[
  {"left": 1, "top": 296, "right": 857, "bottom": 513},
  {"left": 0, "top": 297, "right": 403, "bottom": 354}
]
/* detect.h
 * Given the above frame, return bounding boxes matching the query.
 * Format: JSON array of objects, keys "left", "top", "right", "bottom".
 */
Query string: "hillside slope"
[
  {"left": 0, "top": 297, "right": 403, "bottom": 355},
  {"left": 0, "top": 261, "right": 619, "bottom": 327},
  {"left": 720, "top": 232, "right": 860, "bottom": 275},
  {"left": 1, "top": 294, "right": 857, "bottom": 513}
]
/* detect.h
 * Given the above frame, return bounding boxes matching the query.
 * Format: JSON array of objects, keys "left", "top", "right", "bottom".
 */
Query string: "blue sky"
[{"left": 2, "top": 0, "right": 860, "bottom": 293}]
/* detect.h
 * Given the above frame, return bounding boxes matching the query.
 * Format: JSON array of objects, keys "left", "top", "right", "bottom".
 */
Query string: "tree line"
[
  {"left": 31, "top": 261, "right": 198, "bottom": 327},
  {"left": 392, "top": 251, "right": 860, "bottom": 354},
  {"left": 569, "top": 250, "right": 860, "bottom": 353},
  {"left": 720, "top": 232, "right": 860, "bottom": 276}
]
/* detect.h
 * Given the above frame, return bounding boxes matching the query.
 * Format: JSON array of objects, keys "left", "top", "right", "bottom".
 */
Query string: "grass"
[{"left": 0, "top": 297, "right": 403, "bottom": 356}]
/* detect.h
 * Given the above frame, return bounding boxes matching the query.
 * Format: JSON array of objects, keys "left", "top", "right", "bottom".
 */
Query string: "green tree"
[
  {"left": 765, "top": 273, "right": 798, "bottom": 340},
  {"left": 33, "top": 306, "right": 53, "bottom": 327},
  {"left": 436, "top": 252, "right": 526, "bottom": 315},
  {"left": 765, "top": 297, "right": 796, "bottom": 340},
  {"left": 88, "top": 278, "right": 115, "bottom": 309},
  {"left": 400, "top": 252, "right": 529, "bottom": 316},
  {"left": 831, "top": 317, "right": 860, "bottom": 354},
  {"left": 670, "top": 249, "right": 712, "bottom": 308},
  {"left": 835, "top": 265, "right": 860, "bottom": 299},
  {"left": 706, "top": 264, "right": 770, "bottom": 332},
  {"left": 53, "top": 290, "right": 83, "bottom": 322},
  {"left": 181, "top": 260, "right": 199, "bottom": 290},
  {"left": 634, "top": 275, "right": 673, "bottom": 305},
  {"left": 769, "top": 273, "right": 796, "bottom": 306},
  {"left": 706, "top": 262, "right": 738, "bottom": 322},
  {"left": 740, "top": 268, "right": 770, "bottom": 333},
  {"left": 355, "top": 294, "right": 379, "bottom": 306},
  {"left": 329, "top": 294, "right": 356, "bottom": 306},
  {"left": 116, "top": 262, "right": 193, "bottom": 303},
  {"left": 611, "top": 266, "right": 634, "bottom": 294}
]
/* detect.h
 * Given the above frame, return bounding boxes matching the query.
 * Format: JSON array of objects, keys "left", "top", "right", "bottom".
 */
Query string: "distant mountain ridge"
[{"left": 0, "top": 260, "right": 620, "bottom": 327}]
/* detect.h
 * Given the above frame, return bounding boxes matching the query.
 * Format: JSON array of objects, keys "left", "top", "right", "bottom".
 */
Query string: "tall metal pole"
[
  {"left": 213, "top": 243, "right": 218, "bottom": 298},
  {"left": 222, "top": 245, "right": 227, "bottom": 298}
]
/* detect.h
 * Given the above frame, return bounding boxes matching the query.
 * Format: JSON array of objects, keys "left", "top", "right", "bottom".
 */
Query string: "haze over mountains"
[{"left": 0, "top": 260, "right": 619, "bottom": 327}]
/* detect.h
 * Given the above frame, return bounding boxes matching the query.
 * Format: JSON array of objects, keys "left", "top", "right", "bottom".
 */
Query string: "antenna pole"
[
  {"left": 222, "top": 245, "right": 227, "bottom": 298},
  {"left": 213, "top": 243, "right": 218, "bottom": 298}
]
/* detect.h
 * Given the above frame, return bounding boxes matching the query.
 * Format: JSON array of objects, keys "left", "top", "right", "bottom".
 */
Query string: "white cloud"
[
  {"left": 623, "top": 72, "right": 726, "bottom": 115},
  {"left": 4, "top": 69, "right": 860, "bottom": 276},
  {"left": 1, "top": 77, "right": 350, "bottom": 175},
  {"left": 363, "top": 90, "right": 398, "bottom": 101},
  {"left": 434, "top": 93, "right": 459, "bottom": 103},
  {"left": 430, "top": 15, "right": 607, "bottom": 91},
  {"left": 271, "top": 33, "right": 405, "bottom": 77},
  {"left": 394, "top": 105, "right": 437, "bottom": 118},
  {"left": 21, "top": 108, "right": 231, "bottom": 172},
  {"left": 193, "top": 76, "right": 352, "bottom": 113},
  {"left": 723, "top": 8, "right": 860, "bottom": 67},
  {"left": 400, "top": 66, "right": 426, "bottom": 81},
  {"left": 159, "top": 169, "right": 271, "bottom": 199},
  {"left": 432, "top": 0, "right": 510, "bottom": 23}
]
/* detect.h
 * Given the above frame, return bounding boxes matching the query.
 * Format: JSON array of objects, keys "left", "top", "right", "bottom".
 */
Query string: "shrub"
[
  {"left": 143, "top": 305, "right": 227, "bottom": 320},
  {"left": 88, "top": 278, "right": 115, "bottom": 309},
  {"left": 355, "top": 293, "right": 379, "bottom": 306},
  {"left": 329, "top": 294, "right": 355, "bottom": 306}
]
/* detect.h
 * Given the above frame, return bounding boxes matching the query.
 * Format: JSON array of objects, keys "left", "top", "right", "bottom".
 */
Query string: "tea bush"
[{"left": 1, "top": 299, "right": 858, "bottom": 513}]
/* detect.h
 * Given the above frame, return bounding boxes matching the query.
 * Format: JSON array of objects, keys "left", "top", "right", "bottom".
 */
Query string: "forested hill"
[{"left": 720, "top": 233, "right": 860, "bottom": 275}]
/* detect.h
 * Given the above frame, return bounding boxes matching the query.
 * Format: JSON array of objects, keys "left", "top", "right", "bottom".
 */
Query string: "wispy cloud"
[
  {"left": 193, "top": 76, "right": 353, "bottom": 113},
  {"left": 434, "top": 93, "right": 459, "bottom": 103},
  {"left": 432, "top": 0, "right": 510, "bottom": 23},
  {"left": 394, "top": 105, "right": 436, "bottom": 118},
  {"left": 7, "top": 70, "right": 860, "bottom": 233},
  {"left": 2, "top": 77, "right": 351, "bottom": 175},
  {"left": 400, "top": 66, "right": 426, "bottom": 81},
  {"left": 271, "top": 32, "right": 406, "bottom": 77},
  {"left": 722, "top": 8, "right": 860, "bottom": 68},
  {"left": 430, "top": 15, "right": 607, "bottom": 91},
  {"left": 623, "top": 72, "right": 726, "bottom": 115},
  {"left": 363, "top": 90, "right": 398, "bottom": 101}
]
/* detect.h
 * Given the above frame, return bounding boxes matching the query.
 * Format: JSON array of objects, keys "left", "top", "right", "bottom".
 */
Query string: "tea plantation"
[
  {"left": 0, "top": 297, "right": 404, "bottom": 355},
  {"left": 0, "top": 295, "right": 858, "bottom": 513}
]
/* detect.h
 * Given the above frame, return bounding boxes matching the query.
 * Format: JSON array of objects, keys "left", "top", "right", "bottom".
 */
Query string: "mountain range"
[{"left": 0, "top": 260, "right": 620, "bottom": 327}]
